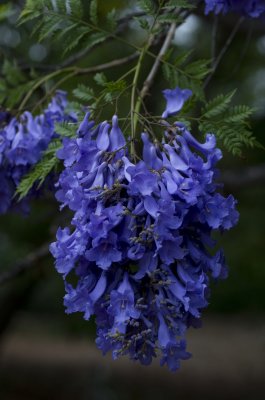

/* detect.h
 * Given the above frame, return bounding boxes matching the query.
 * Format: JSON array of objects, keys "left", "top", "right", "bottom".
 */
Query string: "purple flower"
[
  {"left": 160, "top": 340, "right": 191, "bottom": 372},
  {"left": 162, "top": 87, "right": 192, "bottom": 118},
  {"left": 204, "top": 0, "right": 265, "bottom": 18},
  {"left": 108, "top": 273, "right": 140, "bottom": 332},
  {"left": 0, "top": 91, "right": 77, "bottom": 214},
  {"left": 51, "top": 93, "right": 239, "bottom": 372},
  {"left": 85, "top": 232, "right": 122, "bottom": 270}
]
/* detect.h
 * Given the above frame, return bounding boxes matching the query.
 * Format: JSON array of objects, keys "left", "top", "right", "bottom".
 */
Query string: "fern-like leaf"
[{"left": 202, "top": 90, "right": 236, "bottom": 118}]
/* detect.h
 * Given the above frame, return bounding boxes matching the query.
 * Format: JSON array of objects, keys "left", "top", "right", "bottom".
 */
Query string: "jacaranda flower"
[
  {"left": 162, "top": 87, "right": 192, "bottom": 118},
  {"left": 0, "top": 91, "right": 76, "bottom": 214},
  {"left": 204, "top": 0, "right": 265, "bottom": 18},
  {"left": 50, "top": 89, "right": 239, "bottom": 372}
]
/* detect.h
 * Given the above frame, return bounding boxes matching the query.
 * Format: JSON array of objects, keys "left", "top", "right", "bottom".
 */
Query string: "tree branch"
[
  {"left": 139, "top": 22, "right": 177, "bottom": 101},
  {"left": 204, "top": 16, "right": 245, "bottom": 88},
  {"left": 20, "top": 52, "right": 139, "bottom": 112},
  {"left": 0, "top": 243, "right": 50, "bottom": 286},
  {"left": 78, "top": 52, "right": 138, "bottom": 74},
  {"left": 19, "top": 12, "right": 146, "bottom": 72}
]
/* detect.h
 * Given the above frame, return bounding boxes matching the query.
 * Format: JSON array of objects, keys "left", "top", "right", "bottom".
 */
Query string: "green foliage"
[
  {"left": 162, "top": 0, "right": 196, "bottom": 9},
  {"left": 73, "top": 85, "right": 95, "bottom": 102},
  {"left": 19, "top": 0, "right": 109, "bottom": 57},
  {"left": 16, "top": 121, "right": 78, "bottom": 200},
  {"left": 202, "top": 90, "right": 236, "bottom": 118},
  {"left": 162, "top": 52, "right": 211, "bottom": 100},
  {"left": 94, "top": 72, "right": 108, "bottom": 86},
  {"left": 89, "top": 0, "right": 98, "bottom": 25},
  {"left": 15, "top": 151, "right": 59, "bottom": 200},
  {"left": 87, "top": 75, "right": 128, "bottom": 106},
  {"left": 157, "top": 14, "right": 184, "bottom": 24},
  {"left": 106, "top": 9, "right": 117, "bottom": 32},
  {"left": 200, "top": 91, "right": 258, "bottom": 155},
  {"left": 0, "top": 59, "right": 37, "bottom": 108},
  {"left": 0, "top": 3, "right": 15, "bottom": 21},
  {"left": 134, "top": 17, "right": 150, "bottom": 31},
  {"left": 137, "top": 0, "right": 157, "bottom": 15}
]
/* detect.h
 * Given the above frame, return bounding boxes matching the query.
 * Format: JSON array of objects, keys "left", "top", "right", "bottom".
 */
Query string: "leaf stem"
[{"left": 133, "top": 21, "right": 177, "bottom": 135}]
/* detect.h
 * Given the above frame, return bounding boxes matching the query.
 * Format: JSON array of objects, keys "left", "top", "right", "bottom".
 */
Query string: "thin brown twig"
[
  {"left": 140, "top": 22, "right": 177, "bottom": 101},
  {"left": 0, "top": 243, "right": 50, "bottom": 286},
  {"left": 204, "top": 16, "right": 245, "bottom": 88},
  {"left": 20, "top": 52, "right": 139, "bottom": 112}
]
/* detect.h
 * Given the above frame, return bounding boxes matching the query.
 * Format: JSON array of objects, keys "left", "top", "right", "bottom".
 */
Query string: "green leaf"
[
  {"left": 2, "top": 59, "right": 26, "bottom": 86},
  {"left": 90, "top": 0, "right": 98, "bottom": 24},
  {"left": 134, "top": 16, "right": 150, "bottom": 30},
  {"left": 54, "top": 122, "right": 78, "bottom": 137},
  {"left": 174, "top": 50, "right": 193, "bottom": 67},
  {"left": 137, "top": 0, "right": 157, "bottom": 15},
  {"left": 185, "top": 59, "right": 211, "bottom": 80},
  {"left": 62, "top": 27, "right": 90, "bottom": 55},
  {"left": 162, "top": 63, "right": 179, "bottom": 86},
  {"left": 202, "top": 90, "right": 236, "bottom": 118},
  {"left": 6, "top": 81, "right": 37, "bottom": 108},
  {"left": 224, "top": 105, "right": 253, "bottom": 123},
  {"left": 162, "top": 0, "right": 196, "bottom": 9},
  {"left": 106, "top": 9, "right": 117, "bottom": 32},
  {"left": 157, "top": 14, "right": 183, "bottom": 24},
  {"left": 94, "top": 72, "right": 107, "bottom": 86},
  {"left": 73, "top": 84, "right": 95, "bottom": 102},
  {"left": 15, "top": 152, "right": 59, "bottom": 200}
]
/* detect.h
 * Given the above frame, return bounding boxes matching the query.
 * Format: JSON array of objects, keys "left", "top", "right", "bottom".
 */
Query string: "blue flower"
[
  {"left": 51, "top": 95, "right": 239, "bottom": 372},
  {"left": 204, "top": 0, "right": 265, "bottom": 18},
  {"left": 85, "top": 232, "right": 122, "bottom": 270},
  {"left": 108, "top": 273, "right": 140, "bottom": 333},
  {"left": 0, "top": 91, "right": 76, "bottom": 214},
  {"left": 162, "top": 87, "right": 192, "bottom": 118}
]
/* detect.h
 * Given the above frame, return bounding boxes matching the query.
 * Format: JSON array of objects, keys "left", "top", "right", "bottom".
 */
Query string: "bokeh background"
[{"left": 0, "top": 1, "right": 265, "bottom": 399}]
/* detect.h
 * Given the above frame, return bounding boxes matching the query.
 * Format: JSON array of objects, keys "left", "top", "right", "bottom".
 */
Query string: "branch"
[
  {"left": 211, "top": 14, "right": 219, "bottom": 68},
  {"left": 20, "top": 52, "right": 138, "bottom": 112},
  {"left": 19, "top": 12, "right": 145, "bottom": 72},
  {"left": 140, "top": 22, "right": 177, "bottom": 101},
  {"left": 0, "top": 243, "right": 50, "bottom": 286},
  {"left": 131, "top": 20, "right": 178, "bottom": 137},
  {"left": 79, "top": 52, "right": 138, "bottom": 74},
  {"left": 204, "top": 16, "right": 245, "bottom": 88}
]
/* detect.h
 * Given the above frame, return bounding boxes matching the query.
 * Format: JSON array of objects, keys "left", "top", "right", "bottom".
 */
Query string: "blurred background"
[{"left": 0, "top": 1, "right": 265, "bottom": 399}]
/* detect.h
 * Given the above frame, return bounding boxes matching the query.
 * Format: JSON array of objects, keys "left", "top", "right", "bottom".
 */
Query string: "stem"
[
  {"left": 0, "top": 243, "right": 49, "bottom": 286},
  {"left": 18, "top": 68, "right": 74, "bottom": 112},
  {"left": 19, "top": 53, "right": 138, "bottom": 112},
  {"left": 204, "top": 16, "right": 245, "bottom": 88},
  {"left": 211, "top": 14, "right": 219, "bottom": 67},
  {"left": 130, "top": 48, "right": 148, "bottom": 158},
  {"left": 133, "top": 21, "right": 177, "bottom": 134}
]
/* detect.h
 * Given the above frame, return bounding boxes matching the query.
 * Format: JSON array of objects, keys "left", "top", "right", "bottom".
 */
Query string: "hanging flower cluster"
[
  {"left": 50, "top": 87, "right": 239, "bottom": 371},
  {"left": 0, "top": 91, "right": 76, "bottom": 214},
  {"left": 204, "top": 0, "right": 265, "bottom": 18}
]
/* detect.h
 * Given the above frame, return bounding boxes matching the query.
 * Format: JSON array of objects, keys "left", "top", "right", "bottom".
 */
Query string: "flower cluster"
[
  {"left": 204, "top": 0, "right": 265, "bottom": 18},
  {"left": 50, "top": 88, "right": 239, "bottom": 371},
  {"left": 0, "top": 91, "right": 76, "bottom": 214}
]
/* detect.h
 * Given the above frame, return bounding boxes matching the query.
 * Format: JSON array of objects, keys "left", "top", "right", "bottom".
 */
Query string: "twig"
[
  {"left": 141, "top": 22, "right": 177, "bottom": 101},
  {"left": 204, "top": 16, "right": 245, "bottom": 88},
  {"left": 132, "top": 21, "right": 177, "bottom": 135},
  {"left": 230, "top": 23, "right": 253, "bottom": 77},
  {"left": 79, "top": 52, "right": 138, "bottom": 74},
  {"left": 211, "top": 14, "right": 219, "bottom": 67},
  {"left": 19, "top": 12, "right": 146, "bottom": 72},
  {"left": 0, "top": 243, "right": 50, "bottom": 286},
  {"left": 19, "top": 52, "right": 138, "bottom": 112}
]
